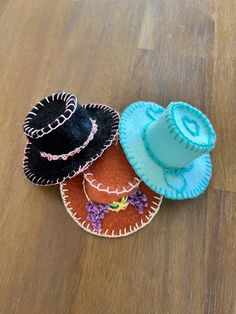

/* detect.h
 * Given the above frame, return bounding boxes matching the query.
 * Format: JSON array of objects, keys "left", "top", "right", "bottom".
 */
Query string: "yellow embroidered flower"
[{"left": 109, "top": 196, "right": 129, "bottom": 212}]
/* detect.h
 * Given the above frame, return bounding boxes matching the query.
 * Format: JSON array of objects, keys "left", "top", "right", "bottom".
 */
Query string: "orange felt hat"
[{"left": 60, "top": 143, "right": 163, "bottom": 237}]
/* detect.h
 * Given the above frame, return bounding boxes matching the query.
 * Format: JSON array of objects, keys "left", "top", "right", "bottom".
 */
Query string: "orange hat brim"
[
  {"left": 83, "top": 143, "right": 140, "bottom": 203},
  {"left": 60, "top": 174, "right": 162, "bottom": 237}
]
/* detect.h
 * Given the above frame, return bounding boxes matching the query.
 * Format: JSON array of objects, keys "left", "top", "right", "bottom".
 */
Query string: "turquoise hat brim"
[{"left": 119, "top": 102, "right": 212, "bottom": 200}]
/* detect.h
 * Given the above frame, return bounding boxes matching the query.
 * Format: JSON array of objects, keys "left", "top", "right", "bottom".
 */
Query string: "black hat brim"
[{"left": 23, "top": 104, "right": 120, "bottom": 185}]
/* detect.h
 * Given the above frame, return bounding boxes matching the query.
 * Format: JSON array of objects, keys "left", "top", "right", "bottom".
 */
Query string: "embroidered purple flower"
[
  {"left": 128, "top": 190, "right": 148, "bottom": 214},
  {"left": 86, "top": 201, "right": 109, "bottom": 232},
  {"left": 85, "top": 189, "right": 148, "bottom": 231}
]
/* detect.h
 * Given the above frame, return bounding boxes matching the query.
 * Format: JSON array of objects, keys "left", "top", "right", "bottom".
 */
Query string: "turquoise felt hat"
[{"left": 119, "top": 101, "right": 216, "bottom": 200}]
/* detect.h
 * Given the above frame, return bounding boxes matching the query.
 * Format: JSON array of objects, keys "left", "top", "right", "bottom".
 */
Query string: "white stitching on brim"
[
  {"left": 22, "top": 104, "right": 120, "bottom": 186},
  {"left": 83, "top": 173, "right": 141, "bottom": 195},
  {"left": 23, "top": 92, "right": 77, "bottom": 139},
  {"left": 59, "top": 181, "right": 163, "bottom": 238}
]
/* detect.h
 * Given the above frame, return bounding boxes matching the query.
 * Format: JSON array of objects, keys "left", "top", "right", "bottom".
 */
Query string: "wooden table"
[{"left": 1, "top": 1, "right": 235, "bottom": 313}]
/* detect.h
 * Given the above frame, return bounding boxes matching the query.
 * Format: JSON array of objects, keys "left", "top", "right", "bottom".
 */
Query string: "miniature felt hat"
[
  {"left": 119, "top": 101, "right": 216, "bottom": 200},
  {"left": 23, "top": 91, "right": 119, "bottom": 185},
  {"left": 60, "top": 143, "right": 163, "bottom": 237}
]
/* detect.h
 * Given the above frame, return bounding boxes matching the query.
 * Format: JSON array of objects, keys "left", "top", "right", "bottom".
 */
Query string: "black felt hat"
[{"left": 23, "top": 92, "right": 120, "bottom": 185}]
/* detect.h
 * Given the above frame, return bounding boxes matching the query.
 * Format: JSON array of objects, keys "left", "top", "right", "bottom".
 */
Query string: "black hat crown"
[{"left": 23, "top": 92, "right": 97, "bottom": 160}]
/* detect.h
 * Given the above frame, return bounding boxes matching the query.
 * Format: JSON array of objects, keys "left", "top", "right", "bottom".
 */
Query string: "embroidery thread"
[
  {"left": 83, "top": 179, "right": 148, "bottom": 231},
  {"left": 182, "top": 116, "right": 200, "bottom": 137},
  {"left": 40, "top": 119, "right": 98, "bottom": 161}
]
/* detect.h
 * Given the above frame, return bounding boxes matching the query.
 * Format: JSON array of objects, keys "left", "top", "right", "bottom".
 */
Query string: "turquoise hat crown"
[{"left": 143, "top": 102, "right": 216, "bottom": 169}]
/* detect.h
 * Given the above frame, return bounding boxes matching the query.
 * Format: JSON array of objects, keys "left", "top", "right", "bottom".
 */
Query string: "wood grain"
[{"left": 0, "top": 0, "right": 236, "bottom": 313}]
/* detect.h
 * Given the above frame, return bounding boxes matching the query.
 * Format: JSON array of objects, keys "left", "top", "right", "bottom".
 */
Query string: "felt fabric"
[
  {"left": 23, "top": 92, "right": 120, "bottom": 185},
  {"left": 119, "top": 101, "right": 216, "bottom": 200},
  {"left": 26, "top": 98, "right": 92, "bottom": 154},
  {"left": 27, "top": 98, "right": 68, "bottom": 130},
  {"left": 84, "top": 143, "right": 140, "bottom": 203},
  {"left": 60, "top": 143, "right": 163, "bottom": 237}
]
